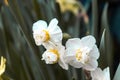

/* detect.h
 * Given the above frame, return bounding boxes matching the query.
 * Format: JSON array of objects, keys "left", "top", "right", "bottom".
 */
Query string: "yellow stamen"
[
  {"left": 48, "top": 49, "right": 59, "bottom": 63},
  {"left": 42, "top": 30, "right": 50, "bottom": 42},
  {"left": 75, "top": 49, "right": 82, "bottom": 61}
]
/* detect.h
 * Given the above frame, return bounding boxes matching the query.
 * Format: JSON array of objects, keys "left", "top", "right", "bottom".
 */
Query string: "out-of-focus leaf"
[
  {"left": 1, "top": 4, "right": 46, "bottom": 80},
  {"left": 74, "top": 18, "right": 80, "bottom": 37},
  {"left": 32, "top": 0, "right": 43, "bottom": 20},
  {"left": 7, "top": 0, "right": 39, "bottom": 53},
  {"left": 91, "top": 0, "right": 98, "bottom": 40},
  {"left": 100, "top": 2, "right": 113, "bottom": 77},
  {"left": 2, "top": 75, "right": 13, "bottom": 80},
  {"left": 113, "top": 64, "right": 120, "bottom": 80},
  {"left": 99, "top": 29, "right": 107, "bottom": 67}
]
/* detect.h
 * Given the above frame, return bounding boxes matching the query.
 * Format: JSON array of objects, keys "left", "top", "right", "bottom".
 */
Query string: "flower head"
[
  {"left": 56, "top": 0, "right": 80, "bottom": 15},
  {"left": 42, "top": 49, "right": 59, "bottom": 64},
  {"left": 33, "top": 18, "right": 62, "bottom": 47},
  {"left": 42, "top": 44, "right": 68, "bottom": 70},
  {"left": 65, "top": 35, "right": 99, "bottom": 71},
  {"left": 91, "top": 67, "right": 110, "bottom": 80},
  {"left": 0, "top": 56, "right": 6, "bottom": 76}
]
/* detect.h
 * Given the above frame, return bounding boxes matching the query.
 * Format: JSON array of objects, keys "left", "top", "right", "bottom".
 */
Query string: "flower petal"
[
  {"left": 83, "top": 59, "right": 98, "bottom": 71},
  {"left": 33, "top": 34, "right": 42, "bottom": 46},
  {"left": 64, "top": 48, "right": 76, "bottom": 63},
  {"left": 103, "top": 67, "right": 110, "bottom": 80},
  {"left": 91, "top": 68, "right": 104, "bottom": 80},
  {"left": 66, "top": 38, "right": 81, "bottom": 49},
  {"left": 69, "top": 60, "right": 83, "bottom": 68},
  {"left": 47, "top": 18, "right": 58, "bottom": 32},
  {"left": 80, "top": 35, "right": 96, "bottom": 49},
  {"left": 42, "top": 41, "right": 55, "bottom": 49},
  {"left": 58, "top": 58, "right": 68, "bottom": 70},
  {"left": 64, "top": 55, "right": 75, "bottom": 64},
  {"left": 58, "top": 45, "right": 69, "bottom": 70},
  {"left": 89, "top": 45, "right": 100, "bottom": 59},
  {"left": 49, "top": 26, "right": 62, "bottom": 42},
  {"left": 33, "top": 20, "right": 47, "bottom": 32}
]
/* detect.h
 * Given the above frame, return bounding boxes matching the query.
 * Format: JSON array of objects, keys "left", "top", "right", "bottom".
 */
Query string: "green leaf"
[
  {"left": 100, "top": 2, "right": 114, "bottom": 77},
  {"left": 1, "top": 75, "right": 13, "bottom": 80},
  {"left": 99, "top": 29, "right": 107, "bottom": 67},
  {"left": 91, "top": 0, "right": 98, "bottom": 40},
  {"left": 7, "top": 0, "right": 39, "bottom": 53}
]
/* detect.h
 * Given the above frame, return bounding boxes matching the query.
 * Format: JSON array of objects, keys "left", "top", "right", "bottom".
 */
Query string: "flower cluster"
[
  {"left": 33, "top": 18, "right": 68, "bottom": 70},
  {"left": 32, "top": 18, "right": 110, "bottom": 79}
]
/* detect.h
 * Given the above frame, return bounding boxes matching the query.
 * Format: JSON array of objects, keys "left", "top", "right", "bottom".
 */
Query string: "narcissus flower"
[
  {"left": 91, "top": 67, "right": 110, "bottom": 80},
  {"left": 42, "top": 44, "right": 68, "bottom": 70},
  {"left": 0, "top": 56, "right": 6, "bottom": 76},
  {"left": 56, "top": 0, "right": 80, "bottom": 15},
  {"left": 33, "top": 18, "right": 62, "bottom": 47},
  {"left": 65, "top": 35, "right": 99, "bottom": 71}
]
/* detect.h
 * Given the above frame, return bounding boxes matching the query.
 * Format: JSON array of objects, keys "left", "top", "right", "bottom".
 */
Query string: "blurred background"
[{"left": 0, "top": 0, "right": 120, "bottom": 80}]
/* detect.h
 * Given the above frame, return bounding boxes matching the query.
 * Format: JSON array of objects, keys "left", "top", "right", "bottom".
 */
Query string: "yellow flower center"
[
  {"left": 48, "top": 49, "right": 59, "bottom": 63},
  {"left": 42, "top": 30, "right": 50, "bottom": 42},
  {"left": 75, "top": 49, "right": 82, "bottom": 61},
  {"left": 35, "top": 29, "right": 50, "bottom": 43}
]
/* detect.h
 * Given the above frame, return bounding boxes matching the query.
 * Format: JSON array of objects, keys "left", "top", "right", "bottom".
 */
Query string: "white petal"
[
  {"left": 83, "top": 59, "right": 98, "bottom": 71},
  {"left": 65, "top": 38, "right": 82, "bottom": 64},
  {"left": 33, "top": 20, "right": 47, "bottom": 32},
  {"left": 47, "top": 18, "right": 58, "bottom": 31},
  {"left": 58, "top": 57, "right": 68, "bottom": 70},
  {"left": 91, "top": 67, "right": 110, "bottom": 80},
  {"left": 42, "top": 41, "right": 55, "bottom": 49},
  {"left": 33, "top": 34, "right": 42, "bottom": 46},
  {"left": 66, "top": 38, "right": 81, "bottom": 49},
  {"left": 49, "top": 26, "right": 62, "bottom": 42},
  {"left": 80, "top": 35, "right": 96, "bottom": 50},
  {"left": 64, "top": 55, "right": 75, "bottom": 63},
  {"left": 58, "top": 45, "right": 69, "bottom": 70},
  {"left": 65, "top": 47, "right": 76, "bottom": 56},
  {"left": 69, "top": 60, "right": 83, "bottom": 68},
  {"left": 103, "top": 67, "right": 110, "bottom": 80},
  {"left": 89, "top": 45, "right": 100, "bottom": 59},
  {"left": 64, "top": 47, "right": 76, "bottom": 63},
  {"left": 91, "top": 68, "right": 104, "bottom": 80}
]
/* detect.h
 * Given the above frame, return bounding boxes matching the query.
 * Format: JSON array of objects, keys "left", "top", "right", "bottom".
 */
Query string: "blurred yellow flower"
[
  {"left": 0, "top": 56, "right": 6, "bottom": 76},
  {"left": 4, "top": 0, "right": 9, "bottom": 6},
  {"left": 56, "top": 0, "right": 80, "bottom": 15}
]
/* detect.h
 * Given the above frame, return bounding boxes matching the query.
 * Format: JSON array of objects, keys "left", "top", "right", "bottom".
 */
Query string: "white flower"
[
  {"left": 91, "top": 67, "right": 110, "bottom": 80},
  {"left": 32, "top": 18, "right": 62, "bottom": 47},
  {"left": 42, "top": 44, "right": 68, "bottom": 70},
  {"left": 65, "top": 35, "right": 99, "bottom": 71}
]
